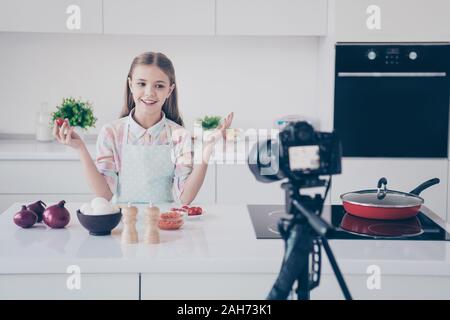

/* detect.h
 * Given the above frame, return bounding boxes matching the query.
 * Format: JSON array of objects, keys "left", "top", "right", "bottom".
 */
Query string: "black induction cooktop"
[{"left": 247, "top": 204, "right": 450, "bottom": 241}]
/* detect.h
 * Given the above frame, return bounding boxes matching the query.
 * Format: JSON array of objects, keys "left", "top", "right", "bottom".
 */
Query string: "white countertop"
[{"left": 1, "top": 202, "right": 450, "bottom": 276}]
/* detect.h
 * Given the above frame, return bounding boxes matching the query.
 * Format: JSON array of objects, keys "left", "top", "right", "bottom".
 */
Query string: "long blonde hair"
[{"left": 120, "top": 52, "right": 184, "bottom": 126}]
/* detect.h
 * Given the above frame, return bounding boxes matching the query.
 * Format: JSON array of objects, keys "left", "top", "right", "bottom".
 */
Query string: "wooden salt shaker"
[
  {"left": 144, "top": 203, "right": 160, "bottom": 244},
  {"left": 121, "top": 203, "right": 138, "bottom": 244}
]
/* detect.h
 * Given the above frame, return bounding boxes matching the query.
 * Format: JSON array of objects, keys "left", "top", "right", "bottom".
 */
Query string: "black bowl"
[{"left": 76, "top": 209, "right": 122, "bottom": 236}]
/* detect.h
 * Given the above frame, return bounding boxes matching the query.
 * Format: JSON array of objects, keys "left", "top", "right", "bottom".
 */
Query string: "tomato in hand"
[{"left": 55, "top": 118, "right": 65, "bottom": 127}]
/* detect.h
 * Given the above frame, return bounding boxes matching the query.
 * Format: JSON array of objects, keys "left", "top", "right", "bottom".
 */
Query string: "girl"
[{"left": 53, "top": 52, "right": 233, "bottom": 205}]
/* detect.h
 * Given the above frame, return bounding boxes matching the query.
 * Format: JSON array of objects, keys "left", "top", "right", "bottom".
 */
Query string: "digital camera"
[{"left": 248, "top": 121, "right": 342, "bottom": 185}]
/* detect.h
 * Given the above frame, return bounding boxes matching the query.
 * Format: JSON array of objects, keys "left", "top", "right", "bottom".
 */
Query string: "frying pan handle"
[
  {"left": 377, "top": 177, "right": 388, "bottom": 200},
  {"left": 409, "top": 178, "right": 440, "bottom": 195},
  {"left": 377, "top": 177, "right": 387, "bottom": 189}
]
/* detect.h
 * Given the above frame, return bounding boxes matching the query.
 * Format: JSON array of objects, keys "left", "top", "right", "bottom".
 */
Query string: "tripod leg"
[
  {"left": 295, "top": 246, "right": 310, "bottom": 300},
  {"left": 321, "top": 238, "right": 353, "bottom": 300},
  {"left": 266, "top": 224, "right": 312, "bottom": 300}
]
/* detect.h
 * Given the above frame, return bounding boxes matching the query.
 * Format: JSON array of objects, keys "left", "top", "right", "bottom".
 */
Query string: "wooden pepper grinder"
[
  {"left": 121, "top": 202, "right": 138, "bottom": 244},
  {"left": 144, "top": 203, "right": 160, "bottom": 244}
]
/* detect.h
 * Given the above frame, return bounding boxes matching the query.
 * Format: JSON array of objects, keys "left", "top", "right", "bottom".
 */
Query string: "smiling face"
[{"left": 128, "top": 64, "right": 175, "bottom": 118}]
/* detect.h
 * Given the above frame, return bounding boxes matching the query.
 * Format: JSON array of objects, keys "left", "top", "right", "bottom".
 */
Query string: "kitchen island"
[{"left": 1, "top": 202, "right": 450, "bottom": 300}]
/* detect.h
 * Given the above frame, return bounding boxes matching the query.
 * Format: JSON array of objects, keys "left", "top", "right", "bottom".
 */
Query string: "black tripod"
[{"left": 267, "top": 180, "right": 352, "bottom": 300}]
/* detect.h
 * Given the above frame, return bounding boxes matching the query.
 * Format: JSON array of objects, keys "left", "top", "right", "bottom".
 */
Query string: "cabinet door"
[
  {"left": 193, "top": 164, "right": 215, "bottom": 204},
  {"left": 0, "top": 273, "right": 139, "bottom": 299},
  {"left": 216, "top": 163, "right": 332, "bottom": 205},
  {"left": 335, "top": 0, "right": 450, "bottom": 41},
  {"left": 330, "top": 159, "right": 448, "bottom": 221},
  {"left": 312, "top": 274, "right": 450, "bottom": 299},
  {"left": 216, "top": 0, "right": 327, "bottom": 35},
  {"left": 141, "top": 273, "right": 277, "bottom": 299},
  {"left": 0, "top": 0, "right": 102, "bottom": 34},
  {"left": 216, "top": 164, "right": 284, "bottom": 204},
  {"left": 0, "top": 158, "right": 213, "bottom": 206},
  {"left": 0, "top": 160, "right": 90, "bottom": 194},
  {"left": 103, "top": 0, "right": 215, "bottom": 35}
]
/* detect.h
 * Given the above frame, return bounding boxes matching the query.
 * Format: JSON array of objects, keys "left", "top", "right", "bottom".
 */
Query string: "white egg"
[
  {"left": 90, "top": 197, "right": 110, "bottom": 209},
  {"left": 80, "top": 203, "right": 93, "bottom": 215},
  {"left": 93, "top": 204, "right": 115, "bottom": 215}
]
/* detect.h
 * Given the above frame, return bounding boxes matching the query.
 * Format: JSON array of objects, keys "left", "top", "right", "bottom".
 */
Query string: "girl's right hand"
[{"left": 53, "top": 119, "right": 85, "bottom": 150}]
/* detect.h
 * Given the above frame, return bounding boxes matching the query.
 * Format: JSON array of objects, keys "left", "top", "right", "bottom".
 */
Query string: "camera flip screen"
[{"left": 288, "top": 145, "right": 320, "bottom": 171}]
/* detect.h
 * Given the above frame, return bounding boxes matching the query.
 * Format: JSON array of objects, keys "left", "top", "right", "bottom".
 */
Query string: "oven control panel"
[{"left": 366, "top": 47, "right": 420, "bottom": 64}]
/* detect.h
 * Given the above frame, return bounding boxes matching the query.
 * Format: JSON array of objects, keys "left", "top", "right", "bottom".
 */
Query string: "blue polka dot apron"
[{"left": 113, "top": 116, "right": 175, "bottom": 204}]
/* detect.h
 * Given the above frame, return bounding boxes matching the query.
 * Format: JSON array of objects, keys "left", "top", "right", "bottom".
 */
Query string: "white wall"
[{"left": 0, "top": 32, "right": 321, "bottom": 134}]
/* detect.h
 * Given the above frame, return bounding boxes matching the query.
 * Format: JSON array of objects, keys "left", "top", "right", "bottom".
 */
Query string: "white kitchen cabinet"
[
  {"left": 0, "top": 273, "right": 139, "bottom": 299},
  {"left": 216, "top": 0, "right": 327, "bottom": 36},
  {"left": 330, "top": 158, "right": 448, "bottom": 222},
  {"left": 0, "top": 273, "right": 282, "bottom": 300},
  {"left": 193, "top": 163, "right": 216, "bottom": 204},
  {"left": 0, "top": 157, "right": 214, "bottom": 210},
  {"left": 141, "top": 273, "right": 277, "bottom": 299},
  {"left": 0, "top": 160, "right": 90, "bottom": 194},
  {"left": 312, "top": 274, "right": 450, "bottom": 299},
  {"left": 103, "top": 0, "right": 215, "bottom": 35},
  {"left": 334, "top": 0, "right": 450, "bottom": 42},
  {"left": 0, "top": 0, "right": 102, "bottom": 34},
  {"left": 215, "top": 166, "right": 332, "bottom": 205},
  {"left": 216, "top": 164, "right": 285, "bottom": 204},
  {"left": 215, "top": 156, "right": 331, "bottom": 205}
]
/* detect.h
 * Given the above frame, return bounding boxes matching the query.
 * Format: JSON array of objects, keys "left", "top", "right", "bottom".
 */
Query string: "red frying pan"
[{"left": 340, "top": 177, "right": 440, "bottom": 220}]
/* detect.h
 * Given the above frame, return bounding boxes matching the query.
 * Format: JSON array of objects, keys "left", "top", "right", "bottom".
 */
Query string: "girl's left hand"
[
  {"left": 218, "top": 112, "right": 234, "bottom": 139},
  {"left": 204, "top": 112, "right": 234, "bottom": 145},
  {"left": 201, "top": 112, "right": 234, "bottom": 163}
]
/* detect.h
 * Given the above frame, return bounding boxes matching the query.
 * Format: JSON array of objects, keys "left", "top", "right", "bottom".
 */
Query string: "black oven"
[{"left": 334, "top": 43, "right": 450, "bottom": 158}]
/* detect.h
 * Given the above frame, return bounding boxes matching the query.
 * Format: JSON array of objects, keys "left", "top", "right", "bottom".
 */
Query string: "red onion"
[
  {"left": 43, "top": 200, "right": 70, "bottom": 229},
  {"left": 14, "top": 205, "right": 38, "bottom": 228},
  {"left": 27, "top": 200, "right": 46, "bottom": 223}
]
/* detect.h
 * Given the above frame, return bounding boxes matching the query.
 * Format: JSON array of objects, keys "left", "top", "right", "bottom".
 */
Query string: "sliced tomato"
[{"left": 188, "top": 207, "right": 202, "bottom": 216}]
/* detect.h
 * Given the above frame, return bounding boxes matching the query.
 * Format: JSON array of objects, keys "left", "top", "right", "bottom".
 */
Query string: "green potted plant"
[
  {"left": 194, "top": 115, "right": 222, "bottom": 140},
  {"left": 52, "top": 97, "right": 97, "bottom": 139}
]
